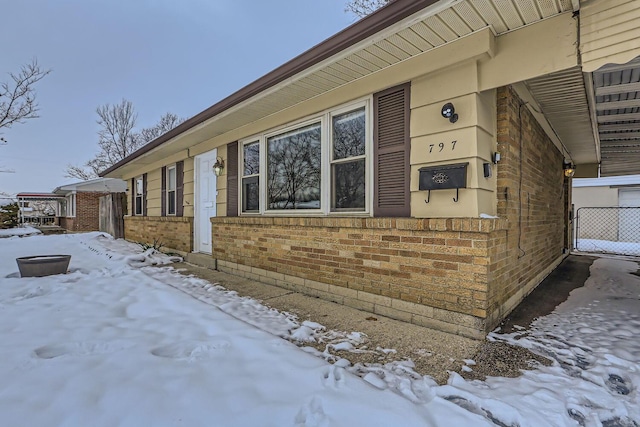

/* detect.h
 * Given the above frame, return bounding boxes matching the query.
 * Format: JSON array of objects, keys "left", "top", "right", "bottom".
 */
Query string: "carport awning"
[{"left": 593, "top": 58, "right": 640, "bottom": 177}]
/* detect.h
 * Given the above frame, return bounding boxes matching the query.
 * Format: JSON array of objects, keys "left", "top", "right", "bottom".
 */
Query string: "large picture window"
[
  {"left": 267, "top": 123, "right": 321, "bottom": 211},
  {"left": 167, "top": 165, "right": 176, "bottom": 215},
  {"left": 239, "top": 100, "right": 369, "bottom": 215},
  {"left": 135, "top": 176, "right": 144, "bottom": 216}
]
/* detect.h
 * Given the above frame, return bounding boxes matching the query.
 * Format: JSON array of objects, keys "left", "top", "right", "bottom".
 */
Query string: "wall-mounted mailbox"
[{"left": 419, "top": 162, "right": 468, "bottom": 203}]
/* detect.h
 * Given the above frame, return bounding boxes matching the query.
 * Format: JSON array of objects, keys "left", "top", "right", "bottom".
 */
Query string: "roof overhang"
[{"left": 101, "top": 0, "right": 639, "bottom": 179}]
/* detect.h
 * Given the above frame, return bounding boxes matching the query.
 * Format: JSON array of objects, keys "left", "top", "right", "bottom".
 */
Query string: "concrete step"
[{"left": 184, "top": 252, "right": 217, "bottom": 270}]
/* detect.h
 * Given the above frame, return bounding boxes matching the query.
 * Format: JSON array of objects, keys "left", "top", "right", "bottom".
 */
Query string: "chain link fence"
[{"left": 575, "top": 207, "right": 640, "bottom": 256}]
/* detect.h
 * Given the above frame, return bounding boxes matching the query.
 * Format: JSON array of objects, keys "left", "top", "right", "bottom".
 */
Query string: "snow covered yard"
[{"left": 0, "top": 232, "right": 638, "bottom": 426}]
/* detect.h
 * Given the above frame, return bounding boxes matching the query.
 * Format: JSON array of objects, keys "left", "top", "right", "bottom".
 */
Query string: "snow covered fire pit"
[{"left": 16, "top": 255, "right": 71, "bottom": 277}]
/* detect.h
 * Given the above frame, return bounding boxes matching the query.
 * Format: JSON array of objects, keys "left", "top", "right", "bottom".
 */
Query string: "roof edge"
[{"left": 100, "top": 0, "right": 441, "bottom": 177}]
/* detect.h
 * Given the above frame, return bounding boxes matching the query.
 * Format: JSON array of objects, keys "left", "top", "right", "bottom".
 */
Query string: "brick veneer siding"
[
  {"left": 125, "top": 216, "right": 194, "bottom": 254},
  {"left": 59, "top": 217, "right": 75, "bottom": 231},
  {"left": 486, "top": 86, "right": 568, "bottom": 328},
  {"left": 59, "top": 192, "right": 103, "bottom": 232},
  {"left": 212, "top": 217, "right": 508, "bottom": 338}
]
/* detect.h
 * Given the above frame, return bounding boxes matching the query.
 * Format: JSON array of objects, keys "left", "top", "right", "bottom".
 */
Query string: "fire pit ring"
[{"left": 16, "top": 255, "right": 72, "bottom": 277}]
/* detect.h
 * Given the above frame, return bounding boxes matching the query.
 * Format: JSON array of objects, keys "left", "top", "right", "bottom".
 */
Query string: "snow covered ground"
[
  {"left": 576, "top": 238, "right": 640, "bottom": 257},
  {"left": 0, "top": 225, "right": 41, "bottom": 237},
  {"left": 0, "top": 231, "right": 638, "bottom": 426}
]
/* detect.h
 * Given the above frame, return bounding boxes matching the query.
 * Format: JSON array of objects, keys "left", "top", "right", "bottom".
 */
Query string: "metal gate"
[
  {"left": 575, "top": 207, "right": 640, "bottom": 256},
  {"left": 99, "top": 193, "right": 126, "bottom": 239}
]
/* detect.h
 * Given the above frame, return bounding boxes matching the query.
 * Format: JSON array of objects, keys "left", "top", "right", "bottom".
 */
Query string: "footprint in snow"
[
  {"left": 605, "top": 373, "right": 631, "bottom": 396},
  {"left": 321, "top": 365, "right": 345, "bottom": 389},
  {"left": 294, "top": 397, "right": 329, "bottom": 427},
  {"left": 34, "top": 341, "right": 129, "bottom": 359},
  {"left": 150, "top": 340, "right": 231, "bottom": 361}
]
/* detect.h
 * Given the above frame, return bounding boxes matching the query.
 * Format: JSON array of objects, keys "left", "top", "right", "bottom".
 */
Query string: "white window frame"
[
  {"left": 66, "top": 193, "right": 76, "bottom": 218},
  {"left": 167, "top": 165, "right": 177, "bottom": 216},
  {"left": 134, "top": 176, "right": 144, "bottom": 216},
  {"left": 239, "top": 98, "right": 372, "bottom": 216},
  {"left": 241, "top": 141, "right": 260, "bottom": 213},
  {"left": 329, "top": 104, "right": 368, "bottom": 213}
]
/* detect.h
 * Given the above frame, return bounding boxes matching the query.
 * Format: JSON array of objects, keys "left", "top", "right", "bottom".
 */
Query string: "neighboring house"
[
  {"left": 17, "top": 178, "right": 127, "bottom": 233},
  {"left": 15, "top": 193, "right": 64, "bottom": 226},
  {"left": 101, "top": 0, "right": 640, "bottom": 338},
  {"left": 573, "top": 175, "right": 640, "bottom": 253},
  {"left": 52, "top": 178, "right": 127, "bottom": 232}
]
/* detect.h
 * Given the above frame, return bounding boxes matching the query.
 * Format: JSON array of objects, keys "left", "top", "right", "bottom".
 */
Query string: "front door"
[{"left": 195, "top": 149, "right": 218, "bottom": 253}]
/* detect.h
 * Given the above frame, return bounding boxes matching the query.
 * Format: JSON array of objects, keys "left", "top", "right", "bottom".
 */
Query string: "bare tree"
[
  {"left": 138, "top": 112, "right": 185, "bottom": 144},
  {"left": 0, "top": 59, "right": 51, "bottom": 135},
  {"left": 65, "top": 101, "right": 185, "bottom": 180},
  {"left": 96, "top": 99, "right": 141, "bottom": 166},
  {"left": 345, "top": 0, "right": 390, "bottom": 18}
]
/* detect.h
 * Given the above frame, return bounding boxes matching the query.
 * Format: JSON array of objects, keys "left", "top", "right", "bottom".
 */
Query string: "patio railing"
[{"left": 21, "top": 216, "right": 58, "bottom": 227}]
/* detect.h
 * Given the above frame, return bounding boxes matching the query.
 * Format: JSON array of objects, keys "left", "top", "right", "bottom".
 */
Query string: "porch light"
[
  {"left": 441, "top": 102, "right": 458, "bottom": 123},
  {"left": 213, "top": 157, "right": 225, "bottom": 176},
  {"left": 563, "top": 161, "right": 575, "bottom": 178}
]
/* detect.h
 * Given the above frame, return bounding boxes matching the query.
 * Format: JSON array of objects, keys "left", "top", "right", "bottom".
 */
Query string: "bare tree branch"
[
  {"left": 0, "top": 59, "right": 51, "bottom": 132},
  {"left": 345, "top": 0, "right": 390, "bottom": 18},
  {"left": 65, "top": 102, "right": 185, "bottom": 180},
  {"left": 139, "top": 112, "right": 185, "bottom": 144}
]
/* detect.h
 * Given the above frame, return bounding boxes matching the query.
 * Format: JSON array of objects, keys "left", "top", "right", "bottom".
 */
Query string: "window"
[
  {"left": 135, "top": 176, "right": 144, "bottom": 215},
  {"left": 66, "top": 194, "right": 76, "bottom": 217},
  {"left": 167, "top": 165, "right": 176, "bottom": 215},
  {"left": 242, "top": 141, "right": 260, "bottom": 212},
  {"left": 267, "top": 123, "right": 321, "bottom": 211},
  {"left": 239, "top": 101, "right": 369, "bottom": 215},
  {"left": 331, "top": 108, "right": 366, "bottom": 211}
]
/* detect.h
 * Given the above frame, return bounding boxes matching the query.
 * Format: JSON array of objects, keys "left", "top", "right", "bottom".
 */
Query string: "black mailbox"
[{"left": 419, "top": 162, "right": 468, "bottom": 191}]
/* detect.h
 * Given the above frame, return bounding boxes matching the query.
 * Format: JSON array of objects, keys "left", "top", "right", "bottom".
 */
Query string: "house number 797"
[{"left": 428, "top": 140, "right": 457, "bottom": 153}]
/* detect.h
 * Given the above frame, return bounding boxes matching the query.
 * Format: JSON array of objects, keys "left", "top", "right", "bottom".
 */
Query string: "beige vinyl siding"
[{"left": 581, "top": 0, "right": 640, "bottom": 72}]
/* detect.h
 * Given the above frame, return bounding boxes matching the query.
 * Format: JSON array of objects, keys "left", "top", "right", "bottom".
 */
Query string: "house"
[
  {"left": 17, "top": 178, "right": 127, "bottom": 233},
  {"left": 101, "top": 0, "right": 640, "bottom": 338},
  {"left": 573, "top": 174, "right": 640, "bottom": 255},
  {"left": 52, "top": 178, "right": 127, "bottom": 232},
  {"left": 15, "top": 193, "right": 64, "bottom": 227}
]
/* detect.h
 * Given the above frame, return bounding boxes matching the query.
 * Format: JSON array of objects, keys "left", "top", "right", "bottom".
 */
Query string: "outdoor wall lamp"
[
  {"left": 563, "top": 161, "right": 575, "bottom": 178},
  {"left": 213, "top": 157, "right": 225, "bottom": 176},
  {"left": 441, "top": 102, "right": 458, "bottom": 123}
]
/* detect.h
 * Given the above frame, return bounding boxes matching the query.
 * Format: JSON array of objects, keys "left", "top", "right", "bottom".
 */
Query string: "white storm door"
[{"left": 195, "top": 149, "right": 218, "bottom": 253}]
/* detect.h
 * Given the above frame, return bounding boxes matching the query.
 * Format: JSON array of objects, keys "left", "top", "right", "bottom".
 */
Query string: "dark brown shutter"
[
  {"left": 161, "top": 166, "right": 167, "bottom": 216},
  {"left": 176, "top": 161, "right": 184, "bottom": 217},
  {"left": 373, "top": 83, "right": 411, "bottom": 217},
  {"left": 142, "top": 173, "right": 148, "bottom": 217},
  {"left": 130, "top": 178, "right": 136, "bottom": 216},
  {"left": 226, "top": 141, "right": 239, "bottom": 217}
]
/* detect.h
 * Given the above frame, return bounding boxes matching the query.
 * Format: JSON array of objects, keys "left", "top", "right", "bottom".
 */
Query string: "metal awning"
[{"left": 592, "top": 57, "right": 640, "bottom": 177}]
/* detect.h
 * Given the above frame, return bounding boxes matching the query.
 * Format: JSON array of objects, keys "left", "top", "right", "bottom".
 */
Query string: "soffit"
[
  {"left": 592, "top": 57, "right": 640, "bottom": 177},
  {"left": 213, "top": 0, "right": 576, "bottom": 138},
  {"left": 113, "top": 0, "right": 575, "bottom": 176},
  {"left": 524, "top": 67, "right": 598, "bottom": 164}
]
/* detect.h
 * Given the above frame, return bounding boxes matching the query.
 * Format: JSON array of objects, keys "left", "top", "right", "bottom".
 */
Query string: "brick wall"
[
  {"left": 59, "top": 192, "right": 103, "bottom": 232},
  {"left": 212, "top": 216, "right": 508, "bottom": 338},
  {"left": 59, "top": 217, "right": 75, "bottom": 231},
  {"left": 487, "top": 86, "right": 568, "bottom": 328},
  {"left": 125, "top": 216, "right": 194, "bottom": 254},
  {"left": 75, "top": 192, "right": 102, "bottom": 231}
]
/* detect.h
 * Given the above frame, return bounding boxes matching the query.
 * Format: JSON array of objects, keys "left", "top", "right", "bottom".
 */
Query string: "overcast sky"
[{"left": 0, "top": 0, "right": 356, "bottom": 195}]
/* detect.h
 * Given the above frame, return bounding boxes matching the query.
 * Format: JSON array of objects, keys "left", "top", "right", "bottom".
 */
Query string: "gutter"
[{"left": 100, "top": 0, "right": 441, "bottom": 177}]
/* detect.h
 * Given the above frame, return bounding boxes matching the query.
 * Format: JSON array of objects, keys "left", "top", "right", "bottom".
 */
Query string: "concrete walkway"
[{"left": 170, "top": 254, "right": 596, "bottom": 383}]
